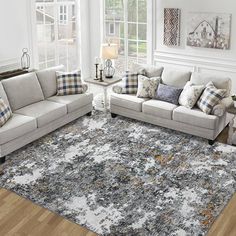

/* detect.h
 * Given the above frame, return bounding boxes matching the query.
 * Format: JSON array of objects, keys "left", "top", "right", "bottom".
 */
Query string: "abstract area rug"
[{"left": 1, "top": 111, "right": 236, "bottom": 236}]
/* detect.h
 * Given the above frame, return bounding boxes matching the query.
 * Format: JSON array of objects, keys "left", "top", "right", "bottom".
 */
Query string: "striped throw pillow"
[
  {"left": 122, "top": 73, "right": 138, "bottom": 94},
  {"left": 56, "top": 71, "right": 83, "bottom": 96},
  {"left": 197, "top": 82, "right": 226, "bottom": 114},
  {"left": 0, "top": 97, "right": 12, "bottom": 127}
]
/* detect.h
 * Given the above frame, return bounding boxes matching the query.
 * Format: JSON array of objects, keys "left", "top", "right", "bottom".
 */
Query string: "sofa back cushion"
[
  {"left": 131, "top": 63, "right": 164, "bottom": 78},
  {"left": 161, "top": 68, "right": 192, "bottom": 88},
  {"left": 0, "top": 82, "right": 10, "bottom": 108},
  {"left": 190, "top": 72, "right": 231, "bottom": 96},
  {"left": 36, "top": 65, "right": 65, "bottom": 98},
  {"left": 2, "top": 73, "right": 44, "bottom": 111}
]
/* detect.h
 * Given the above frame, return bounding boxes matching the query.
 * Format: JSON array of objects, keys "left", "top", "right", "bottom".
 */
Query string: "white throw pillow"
[
  {"left": 179, "top": 81, "right": 205, "bottom": 109},
  {"left": 136, "top": 75, "right": 161, "bottom": 98}
]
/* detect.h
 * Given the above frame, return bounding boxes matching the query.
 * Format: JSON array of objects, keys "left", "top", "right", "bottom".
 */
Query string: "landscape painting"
[{"left": 186, "top": 12, "right": 231, "bottom": 50}]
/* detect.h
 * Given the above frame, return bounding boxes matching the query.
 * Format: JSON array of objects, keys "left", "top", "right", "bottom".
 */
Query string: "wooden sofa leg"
[
  {"left": 86, "top": 112, "right": 92, "bottom": 117},
  {"left": 208, "top": 140, "right": 215, "bottom": 145},
  {"left": 111, "top": 113, "right": 117, "bottom": 118},
  {"left": 0, "top": 157, "right": 5, "bottom": 175}
]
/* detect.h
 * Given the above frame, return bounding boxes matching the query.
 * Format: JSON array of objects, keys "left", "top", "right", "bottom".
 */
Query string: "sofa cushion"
[
  {"left": 0, "top": 82, "right": 10, "bottom": 108},
  {"left": 15, "top": 101, "right": 67, "bottom": 128},
  {"left": 143, "top": 100, "right": 178, "bottom": 120},
  {"left": 2, "top": 73, "right": 44, "bottom": 111},
  {"left": 197, "top": 82, "right": 226, "bottom": 114},
  {"left": 179, "top": 81, "right": 205, "bottom": 109},
  {"left": 0, "top": 97, "right": 12, "bottom": 127},
  {"left": 156, "top": 84, "right": 183, "bottom": 105},
  {"left": 131, "top": 63, "right": 164, "bottom": 77},
  {"left": 0, "top": 114, "right": 37, "bottom": 145},
  {"left": 47, "top": 93, "right": 93, "bottom": 113},
  {"left": 111, "top": 93, "right": 148, "bottom": 112},
  {"left": 173, "top": 106, "right": 219, "bottom": 130},
  {"left": 122, "top": 73, "right": 139, "bottom": 94},
  {"left": 137, "top": 75, "right": 161, "bottom": 98},
  {"left": 56, "top": 70, "right": 84, "bottom": 96},
  {"left": 36, "top": 65, "right": 65, "bottom": 98},
  {"left": 161, "top": 68, "right": 192, "bottom": 88},
  {"left": 190, "top": 72, "right": 231, "bottom": 96}
]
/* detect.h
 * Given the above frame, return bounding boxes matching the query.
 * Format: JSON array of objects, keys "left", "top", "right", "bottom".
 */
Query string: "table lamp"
[{"left": 100, "top": 43, "right": 118, "bottom": 78}]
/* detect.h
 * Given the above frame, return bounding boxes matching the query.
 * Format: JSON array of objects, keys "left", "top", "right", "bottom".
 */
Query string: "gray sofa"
[
  {"left": 0, "top": 65, "right": 93, "bottom": 164},
  {"left": 110, "top": 66, "right": 233, "bottom": 144}
]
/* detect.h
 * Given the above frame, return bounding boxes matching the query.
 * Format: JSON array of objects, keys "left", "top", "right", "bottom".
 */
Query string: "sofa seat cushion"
[
  {"left": 173, "top": 106, "right": 219, "bottom": 130},
  {"left": 47, "top": 93, "right": 93, "bottom": 113},
  {"left": 15, "top": 101, "right": 67, "bottom": 128},
  {"left": 2, "top": 73, "right": 45, "bottom": 111},
  {"left": 111, "top": 93, "right": 149, "bottom": 112},
  {"left": 142, "top": 100, "right": 178, "bottom": 120},
  {"left": 0, "top": 114, "right": 37, "bottom": 145}
]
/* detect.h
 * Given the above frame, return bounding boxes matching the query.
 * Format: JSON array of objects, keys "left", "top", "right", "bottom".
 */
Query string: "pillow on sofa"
[
  {"left": 0, "top": 97, "right": 12, "bottom": 127},
  {"left": 56, "top": 70, "right": 83, "bottom": 96},
  {"left": 179, "top": 81, "right": 205, "bottom": 109},
  {"left": 121, "top": 73, "right": 138, "bottom": 94},
  {"left": 137, "top": 75, "right": 161, "bottom": 98},
  {"left": 197, "top": 81, "right": 226, "bottom": 114},
  {"left": 156, "top": 84, "right": 183, "bottom": 105}
]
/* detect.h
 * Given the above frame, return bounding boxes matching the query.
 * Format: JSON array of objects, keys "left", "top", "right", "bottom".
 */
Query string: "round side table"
[{"left": 227, "top": 106, "right": 236, "bottom": 145}]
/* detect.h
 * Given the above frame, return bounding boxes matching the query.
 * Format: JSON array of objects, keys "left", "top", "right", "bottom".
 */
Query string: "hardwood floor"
[
  {"left": 0, "top": 127, "right": 234, "bottom": 236},
  {"left": 0, "top": 188, "right": 97, "bottom": 236},
  {"left": 207, "top": 194, "right": 236, "bottom": 236}
]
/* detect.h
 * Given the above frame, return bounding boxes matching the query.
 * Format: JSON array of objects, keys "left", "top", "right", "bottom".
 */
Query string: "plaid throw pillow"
[
  {"left": 122, "top": 73, "right": 138, "bottom": 94},
  {"left": 56, "top": 71, "right": 83, "bottom": 96},
  {"left": 0, "top": 97, "right": 12, "bottom": 127},
  {"left": 197, "top": 82, "right": 226, "bottom": 114}
]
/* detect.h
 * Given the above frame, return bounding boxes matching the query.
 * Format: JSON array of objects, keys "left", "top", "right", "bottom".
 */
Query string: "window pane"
[
  {"left": 128, "top": 0, "right": 137, "bottom": 22},
  {"left": 128, "top": 23, "right": 137, "bottom": 40},
  {"left": 138, "top": 24, "right": 146, "bottom": 40},
  {"left": 128, "top": 40, "right": 137, "bottom": 57},
  {"left": 105, "top": 0, "right": 124, "bottom": 21},
  {"left": 138, "top": 42, "right": 147, "bottom": 59},
  {"left": 36, "top": 0, "right": 79, "bottom": 70},
  {"left": 138, "top": 0, "right": 147, "bottom": 23}
]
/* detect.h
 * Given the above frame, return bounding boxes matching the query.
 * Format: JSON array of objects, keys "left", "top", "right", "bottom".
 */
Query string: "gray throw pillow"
[{"left": 156, "top": 84, "right": 183, "bottom": 105}]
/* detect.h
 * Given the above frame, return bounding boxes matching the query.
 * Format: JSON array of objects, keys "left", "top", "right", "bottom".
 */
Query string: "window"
[
  {"left": 59, "top": 5, "right": 67, "bottom": 25},
  {"left": 35, "top": 0, "right": 79, "bottom": 71},
  {"left": 109, "top": 22, "right": 115, "bottom": 35},
  {"left": 104, "top": 0, "right": 148, "bottom": 75}
]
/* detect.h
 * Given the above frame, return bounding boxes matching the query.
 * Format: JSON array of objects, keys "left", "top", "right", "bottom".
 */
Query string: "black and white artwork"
[
  {"left": 187, "top": 12, "right": 231, "bottom": 50},
  {"left": 164, "top": 8, "right": 181, "bottom": 46}
]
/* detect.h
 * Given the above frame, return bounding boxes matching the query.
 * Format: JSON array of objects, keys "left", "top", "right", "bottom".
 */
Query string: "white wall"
[
  {"left": 156, "top": 0, "right": 236, "bottom": 60},
  {"left": 0, "top": 0, "right": 31, "bottom": 72}
]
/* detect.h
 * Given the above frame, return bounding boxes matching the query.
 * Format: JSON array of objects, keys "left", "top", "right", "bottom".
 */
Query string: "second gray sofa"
[{"left": 0, "top": 65, "right": 93, "bottom": 163}]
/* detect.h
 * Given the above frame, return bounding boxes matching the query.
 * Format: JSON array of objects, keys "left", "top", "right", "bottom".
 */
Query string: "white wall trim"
[
  {"left": 0, "top": 58, "right": 20, "bottom": 73},
  {"left": 154, "top": 50, "right": 236, "bottom": 72}
]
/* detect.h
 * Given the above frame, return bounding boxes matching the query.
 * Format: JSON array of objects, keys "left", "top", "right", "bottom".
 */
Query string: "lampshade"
[{"left": 100, "top": 43, "right": 118, "bottom": 60}]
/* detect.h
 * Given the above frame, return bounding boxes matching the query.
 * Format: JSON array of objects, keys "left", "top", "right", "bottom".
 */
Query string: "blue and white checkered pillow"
[
  {"left": 197, "top": 82, "right": 226, "bottom": 114},
  {"left": 122, "top": 73, "right": 138, "bottom": 94},
  {"left": 56, "top": 71, "right": 83, "bottom": 96},
  {"left": 0, "top": 97, "right": 12, "bottom": 127}
]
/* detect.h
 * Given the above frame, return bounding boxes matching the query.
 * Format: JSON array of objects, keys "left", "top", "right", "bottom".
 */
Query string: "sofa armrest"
[
  {"left": 112, "top": 82, "right": 123, "bottom": 94},
  {"left": 211, "top": 104, "right": 226, "bottom": 117},
  {"left": 82, "top": 83, "right": 88, "bottom": 93},
  {"left": 219, "top": 96, "right": 234, "bottom": 108}
]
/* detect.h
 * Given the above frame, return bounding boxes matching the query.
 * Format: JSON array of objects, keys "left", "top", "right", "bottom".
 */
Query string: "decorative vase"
[{"left": 21, "top": 48, "right": 30, "bottom": 70}]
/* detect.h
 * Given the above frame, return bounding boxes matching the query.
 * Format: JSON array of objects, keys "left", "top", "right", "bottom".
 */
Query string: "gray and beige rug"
[{"left": 1, "top": 111, "right": 236, "bottom": 236}]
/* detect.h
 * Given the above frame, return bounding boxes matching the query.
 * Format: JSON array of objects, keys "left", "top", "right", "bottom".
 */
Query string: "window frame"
[
  {"left": 59, "top": 4, "right": 68, "bottom": 25},
  {"left": 102, "top": 0, "right": 153, "bottom": 71},
  {"left": 32, "top": 0, "right": 80, "bottom": 71}
]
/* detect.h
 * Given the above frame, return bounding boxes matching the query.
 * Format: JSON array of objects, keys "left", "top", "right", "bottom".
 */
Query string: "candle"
[
  {"left": 99, "top": 63, "right": 103, "bottom": 70},
  {"left": 95, "top": 57, "right": 100, "bottom": 64}
]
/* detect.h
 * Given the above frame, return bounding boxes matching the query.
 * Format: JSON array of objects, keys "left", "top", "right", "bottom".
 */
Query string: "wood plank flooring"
[
  {"left": 0, "top": 188, "right": 97, "bottom": 236},
  {"left": 0, "top": 127, "right": 234, "bottom": 236}
]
